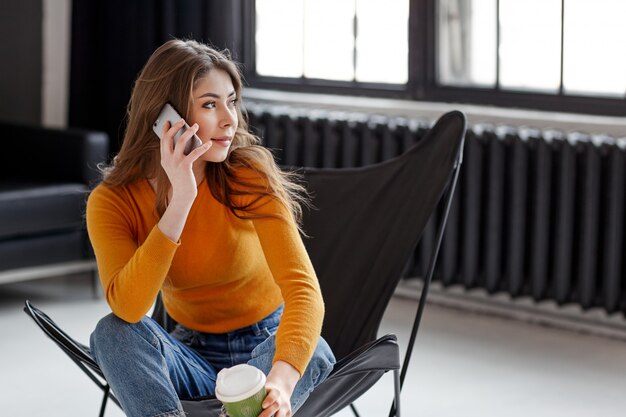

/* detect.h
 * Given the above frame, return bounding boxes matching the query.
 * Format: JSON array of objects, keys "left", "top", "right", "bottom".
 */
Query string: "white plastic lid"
[{"left": 215, "top": 364, "right": 266, "bottom": 403}]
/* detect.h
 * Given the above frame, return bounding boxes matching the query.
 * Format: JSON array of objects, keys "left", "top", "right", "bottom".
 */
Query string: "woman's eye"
[
  {"left": 229, "top": 99, "right": 239, "bottom": 108},
  {"left": 203, "top": 101, "right": 216, "bottom": 109}
]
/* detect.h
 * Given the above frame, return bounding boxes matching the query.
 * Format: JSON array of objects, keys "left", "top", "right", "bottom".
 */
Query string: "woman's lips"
[{"left": 210, "top": 137, "right": 232, "bottom": 147}]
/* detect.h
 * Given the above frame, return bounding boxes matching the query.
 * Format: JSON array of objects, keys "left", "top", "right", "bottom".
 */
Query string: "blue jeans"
[{"left": 90, "top": 306, "right": 335, "bottom": 417}]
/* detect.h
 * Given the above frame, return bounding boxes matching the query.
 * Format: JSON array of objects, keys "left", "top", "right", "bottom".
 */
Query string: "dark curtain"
[{"left": 69, "top": 0, "right": 243, "bottom": 156}]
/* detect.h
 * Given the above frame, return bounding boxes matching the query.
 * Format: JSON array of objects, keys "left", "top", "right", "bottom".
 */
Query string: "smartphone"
[{"left": 153, "top": 102, "right": 203, "bottom": 155}]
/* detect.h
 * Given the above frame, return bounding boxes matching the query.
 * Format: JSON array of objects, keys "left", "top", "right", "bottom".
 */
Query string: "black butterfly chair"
[{"left": 25, "top": 110, "right": 466, "bottom": 417}]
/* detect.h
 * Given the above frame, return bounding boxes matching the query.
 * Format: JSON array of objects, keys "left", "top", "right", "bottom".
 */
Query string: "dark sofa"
[{"left": 0, "top": 122, "right": 108, "bottom": 290}]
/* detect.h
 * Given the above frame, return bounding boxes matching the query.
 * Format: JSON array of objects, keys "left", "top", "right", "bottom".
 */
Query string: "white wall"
[{"left": 42, "top": 0, "right": 71, "bottom": 128}]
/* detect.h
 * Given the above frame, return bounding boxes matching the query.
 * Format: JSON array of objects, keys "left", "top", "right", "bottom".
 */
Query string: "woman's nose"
[{"left": 219, "top": 107, "right": 237, "bottom": 128}]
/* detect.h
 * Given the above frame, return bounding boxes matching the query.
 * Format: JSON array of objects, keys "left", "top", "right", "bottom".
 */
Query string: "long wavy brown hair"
[{"left": 100, "top": 39, "right": 308, "bottom": 227}]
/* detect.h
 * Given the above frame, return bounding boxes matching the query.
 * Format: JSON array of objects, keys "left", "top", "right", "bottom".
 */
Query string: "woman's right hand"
[
  {"left": 160, "top": 119, "right": 211, "bottom": 203},
  {"left": 156, "top": 119, "right": 211, "bottom": 243}
]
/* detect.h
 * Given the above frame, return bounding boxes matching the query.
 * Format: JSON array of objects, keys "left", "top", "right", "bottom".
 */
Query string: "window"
[
  {"left": 254, "top": 0, "right": 408, "bottom": 84},
  {"left": 438, "top": 0, "right": 626, "bottom": 96},
  {"left": 562, "top": 0, "right": 626, "bottom": 96},
  {"left": 244, "top": 0, "right": 626, "bottom": 116}
]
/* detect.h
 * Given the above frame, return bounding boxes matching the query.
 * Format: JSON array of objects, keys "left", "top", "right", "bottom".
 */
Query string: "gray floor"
[{"left": 2, "top": 273, "right": 626, "bottom": 417}]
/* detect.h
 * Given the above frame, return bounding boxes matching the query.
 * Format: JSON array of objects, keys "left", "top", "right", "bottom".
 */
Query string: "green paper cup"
[{"left": 216, "top": 364, "right": 267, "bottom": 417}]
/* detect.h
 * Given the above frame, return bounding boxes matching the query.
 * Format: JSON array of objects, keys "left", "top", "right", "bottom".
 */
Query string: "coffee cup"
[{"left": 215, "top": 364, "right": 267, "bottom": 417}]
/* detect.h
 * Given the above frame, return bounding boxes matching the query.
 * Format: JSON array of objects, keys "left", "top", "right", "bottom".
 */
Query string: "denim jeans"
[{"left": 90, "top": 306, "right": 336, "bottom": 417}]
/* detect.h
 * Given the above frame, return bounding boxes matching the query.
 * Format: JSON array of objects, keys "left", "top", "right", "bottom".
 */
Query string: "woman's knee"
[
  {"left": 307, "top": 337, "right": 336, "bottom": 385},
  {"left": 91, "top": 313, "right": 122, "bottom": 348},
  {"left": 90, "top": 313, "right": 156, "bottom": 356},
  {"left": 290, "top": 337, "right": 336, "bottom": 412},
  {"left": 248, "top": 335, "right": 335, "bottom": 385}
]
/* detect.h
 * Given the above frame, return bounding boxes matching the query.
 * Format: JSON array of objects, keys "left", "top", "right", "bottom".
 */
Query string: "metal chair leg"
[
  {"left": 99, "top": 385, "right": 110, "bottom": 417},
  {"left": 393, "top": 368, "right": 401, "bottom": 417},
  {"left": 350, "top": 403, "right": 361, "bottom": 417},
  {"left": 388, "top": 368, "right": 402, "bottom": 417}
]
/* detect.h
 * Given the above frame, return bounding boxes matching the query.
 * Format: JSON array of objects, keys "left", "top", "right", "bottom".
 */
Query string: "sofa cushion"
[
  {"left": 0, "top": 182, "right": 89, "bottom": 240},
  {"left": 0, "top": 230, "right": 89, "bottom": 272}
]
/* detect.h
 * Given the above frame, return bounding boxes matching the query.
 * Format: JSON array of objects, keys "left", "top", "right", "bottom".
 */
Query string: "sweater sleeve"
[
  {"left": 236, "top": 169, "right": 325, "bottom": 376},
  {"left": 86, "top": 185, "right": 180, "bottom": 322},
  {"left": 253, "top": 202, "right": 324, "bottom": 376}
]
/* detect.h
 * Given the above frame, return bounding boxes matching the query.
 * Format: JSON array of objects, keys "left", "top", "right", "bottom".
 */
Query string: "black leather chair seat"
[{"left": 0, "top": 182, "right": 89, "bottom": 240}]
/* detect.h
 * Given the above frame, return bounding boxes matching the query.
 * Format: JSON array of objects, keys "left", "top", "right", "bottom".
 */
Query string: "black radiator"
[{"left": 246, "top": 103, "right": 626, "bottom": 316}]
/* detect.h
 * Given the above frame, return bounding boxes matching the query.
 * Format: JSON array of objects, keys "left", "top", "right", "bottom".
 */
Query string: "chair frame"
[
  {"left": 24, "top": 112, "right": 465, "bottom": 417},
  {"left": 23, "top": 301, "right": 121, "bottom": 417},
  {"left": 389, "top": 134, "right": 464, "bottom": 417}
]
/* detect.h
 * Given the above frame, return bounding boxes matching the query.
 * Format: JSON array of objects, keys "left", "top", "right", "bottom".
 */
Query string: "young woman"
[{"left": 87, "top": 39, "right": 335, "bottom": 417}]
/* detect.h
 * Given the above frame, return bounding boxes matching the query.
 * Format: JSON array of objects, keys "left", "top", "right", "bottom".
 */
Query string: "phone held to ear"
[{"left": 153, "top": 102, "right": 203, "bottom": 155}]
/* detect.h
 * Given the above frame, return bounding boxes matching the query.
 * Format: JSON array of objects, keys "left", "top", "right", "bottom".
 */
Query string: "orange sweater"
[{"left": 86, "top": 174, "right": 324, "bottom": 375}]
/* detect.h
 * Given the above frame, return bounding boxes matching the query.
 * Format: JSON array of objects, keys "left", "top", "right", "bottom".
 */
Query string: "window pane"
[
  {"left": 438, "top": 0, "right": 497, "bottom": 87},
  {"left": 563, "top": 0, "right": 626, "bottom": 97},
  {"left": 304, "top": 0, "right": 355, "bottom": 81},
  {"left": 355, "top": 0, "right": 408, "bottom": 84},
  {"left": 256, "top": 0, "right": 304, "bottom": 77},
  {"left": 499, "top": 0, "right": 561, "bottom": 92}
]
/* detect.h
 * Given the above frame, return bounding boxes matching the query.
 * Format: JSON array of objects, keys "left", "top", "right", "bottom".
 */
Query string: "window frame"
[{"left": 241, "top": 0, "right": 626, "bottom": 117}]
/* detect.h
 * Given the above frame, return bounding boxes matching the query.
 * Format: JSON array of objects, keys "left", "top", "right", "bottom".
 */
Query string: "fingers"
[
  {"left": 160, "top": 119, "right": 207, "bottom": 161},
  {"left": 173, "top": 122, "right": 200, "bottom": 156},
  {"left": 160, "top": 121, "right": 172, "bottom": 154},
  {"left": 259, "top": 389, "right": 279, "bottom": 417},
  {"left": 187, "top": 139, "right": 212, "bottom": 159},
  {"left": 258, "top": 403, "right": 279, "bottom": 417},
  {"left": 259, "top": 388, "right": 291, "bottom": 417},
  {"left": 259, "top": 389, "right": 275, "bottom": 416},
  {"left": 161, "top": 119, "right": 185, "bottom": 154}
]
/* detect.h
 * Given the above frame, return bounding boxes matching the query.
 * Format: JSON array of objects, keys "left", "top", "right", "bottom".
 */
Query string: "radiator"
[{"left": 245, "top": 102, "right": 626, "bottom": 316}]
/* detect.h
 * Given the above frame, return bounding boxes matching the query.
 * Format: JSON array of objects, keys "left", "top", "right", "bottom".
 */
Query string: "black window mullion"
[
  {"left": 412, "top": 0, "right": 434, "bottom": 100},
  {"left": 496, "top": 0, "right": 501, "bottom": 90},
  {"left": 559, "top": 0, "right": 565, "bottom": 96},
  {"left": 352, "top": 0, "right": 357, "bottom": 82},
  {"left": 301, "top": 2, "right": 306, "bottom": 80},
  {"left": 407, "top": 0, "right": 420, "bottom": 98},
  {"left": 241, "top": 0, "right": 256, "bottom": 80}
]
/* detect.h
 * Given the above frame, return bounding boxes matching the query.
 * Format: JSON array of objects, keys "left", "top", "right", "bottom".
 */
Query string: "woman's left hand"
[{"left": 258, "top": 361, "right": 300, "bottom": 417}]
